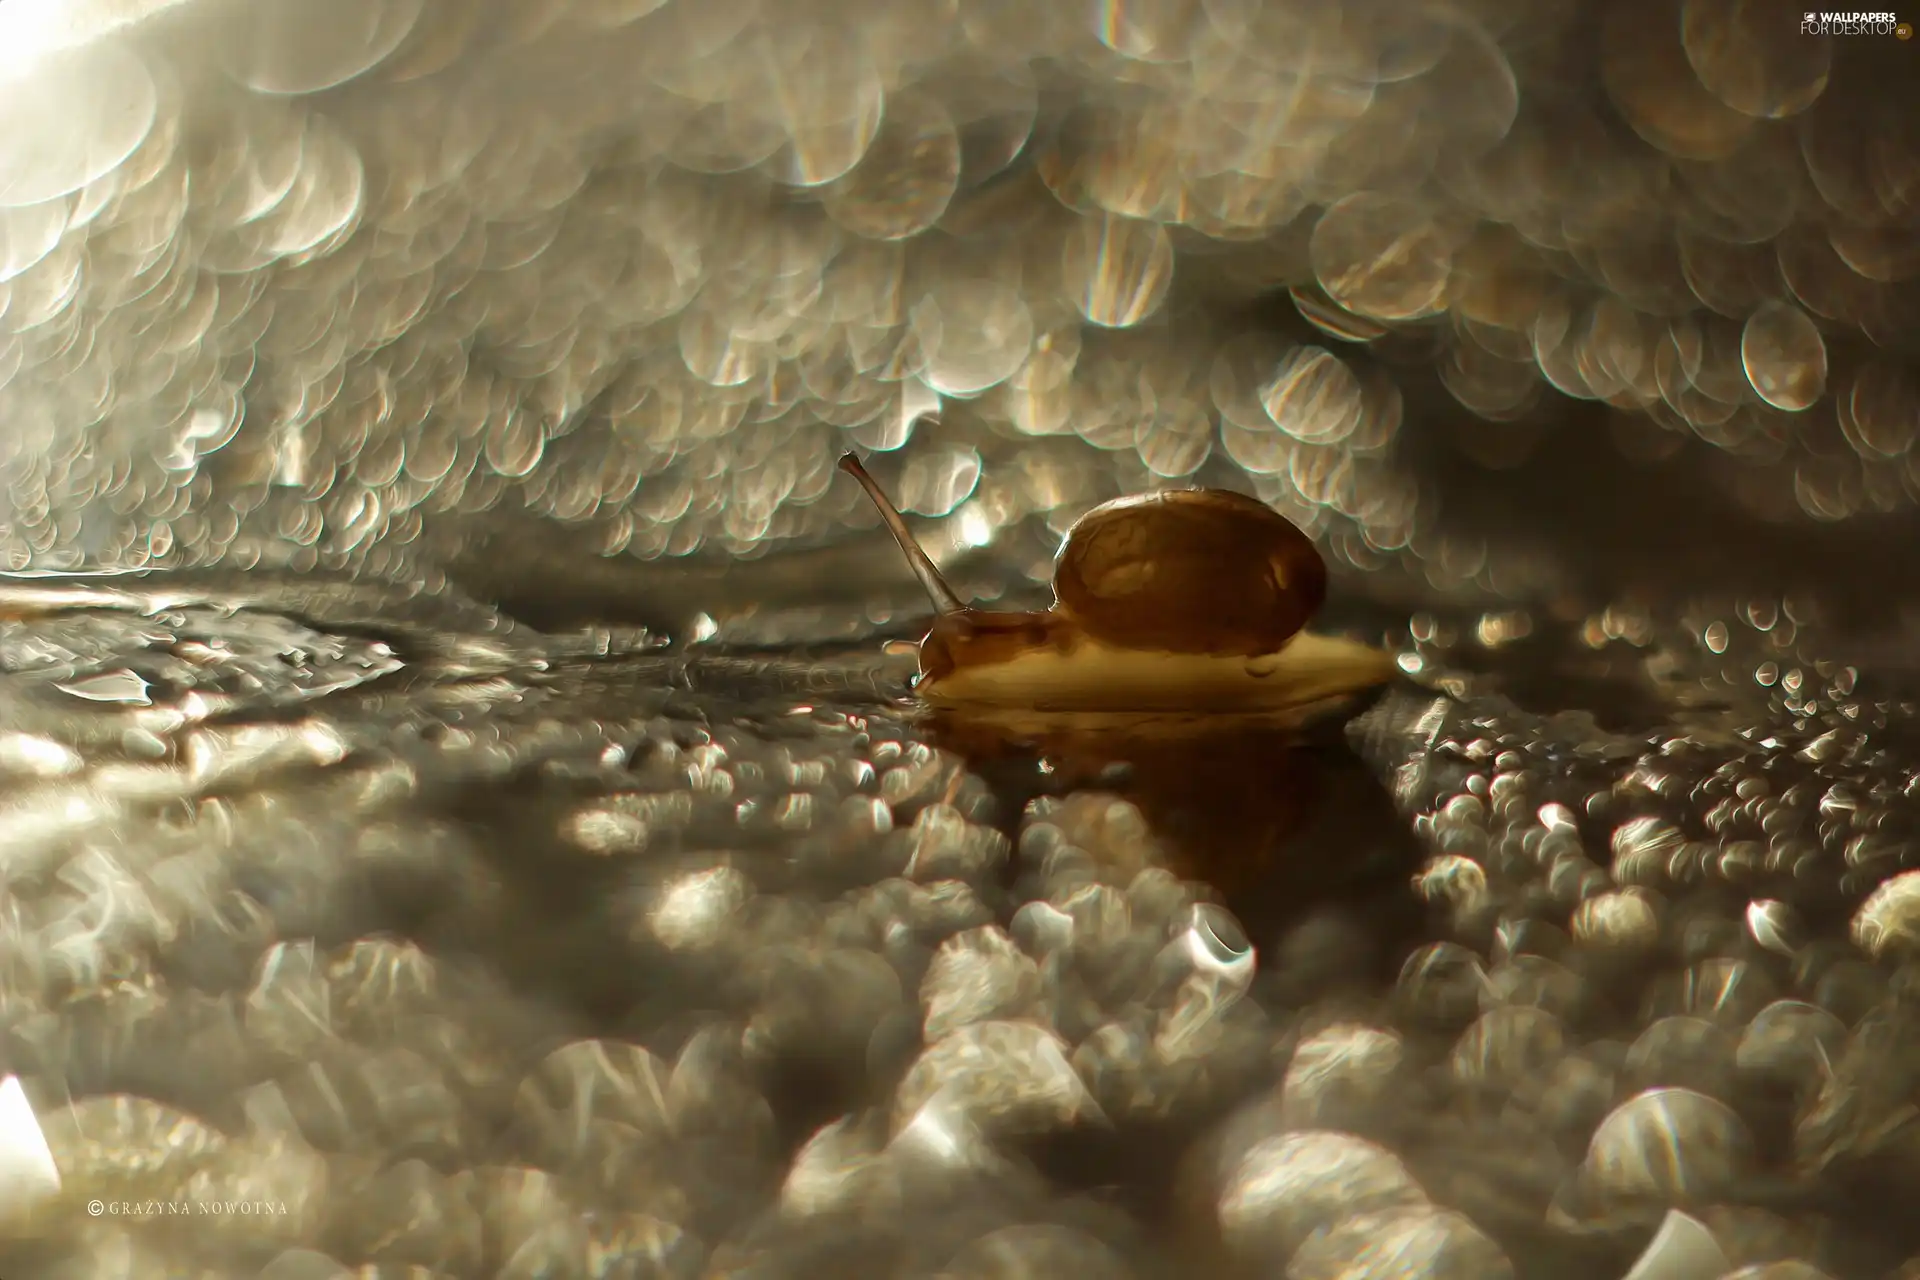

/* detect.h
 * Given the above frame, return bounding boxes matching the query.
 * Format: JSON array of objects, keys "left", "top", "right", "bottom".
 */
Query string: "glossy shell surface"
[{"left": 1052, "top": 489, "right": 1326, "bottom": 656}]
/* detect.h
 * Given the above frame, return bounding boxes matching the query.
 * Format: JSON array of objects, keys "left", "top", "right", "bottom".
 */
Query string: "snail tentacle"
[{"left": 839, "top": 453, "right": 966, "bottom": 617}]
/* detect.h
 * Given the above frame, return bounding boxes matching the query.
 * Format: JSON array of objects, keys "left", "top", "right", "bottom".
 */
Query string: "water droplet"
[
  {"left": 1184, "top": 904, "right": 1255, "bottom": 984},
  {"left": 1853, "top": 870, "right": 1920, "bottom": 959},
  {"left": 1619, "top": 1210, "right": 1727, "bottom": 1280},
  {"left": 822, "top": 92, "right": 960, "bottom": 241},
  {"left": 1062, "top": 214, "right": 1173, "bottom": 329},
  {"left": 1681, "top": 0, "right": 1832, "bottom": 121},
  {"left": 1741, "top": 300, "right": 1826, "bottom": 412},
  {"left": 55, "top": 669, "right": 152, "bottom": 705},
  {"left": 1311, "top": 192, "right": 1459, "bottom": 322},
  {"left": 1745, "top": 899, "right": 1802, "bottom": 955},
  {"left": 223, "top": 0, "right": 426, "bottom": 95},
  {"left": 1575, "top": 1088, "right": 1755, "bottom": 1210},
  {"left": 1262, "top": 347, "right": 1365, "bottom": 446},
  {"left": 0, "top": 40, "right": 156, "bottom": 208}
]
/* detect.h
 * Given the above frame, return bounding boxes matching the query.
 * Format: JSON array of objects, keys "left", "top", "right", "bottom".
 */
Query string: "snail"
[{"left": 838, "top": 453, "right": 1394, "bottom": 719}]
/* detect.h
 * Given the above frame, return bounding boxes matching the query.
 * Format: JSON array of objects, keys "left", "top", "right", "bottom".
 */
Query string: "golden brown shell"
[{"left": 1052, "top": 488, "right": 1326, "bottom": 656}]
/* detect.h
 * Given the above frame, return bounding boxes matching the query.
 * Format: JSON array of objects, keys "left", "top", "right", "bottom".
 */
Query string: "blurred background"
[{"left": 2, "top": 0, "right": 1920, "bottom": 1277}]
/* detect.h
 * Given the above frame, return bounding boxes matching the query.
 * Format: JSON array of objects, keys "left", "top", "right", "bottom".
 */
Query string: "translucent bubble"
[
  {"left": 893, "top": 1020, "right": 1101, "bottom": 1136},
  {"left": 898, "top": 444, "right": 982, "bottom": 518},
  {"left": 920, "top": 926, "right": 1042, "bottom": 1043},
  {"left": 947, "top": 1224, "right": 1135, "bottom": 1280},
  {"left": 1622, "top": 1016, "right": 1737, "bottom": 1101},
  {"left": 1413, "top": 18, "right": 1521, "bottom": 162},
  {"left": 0, "top": 1075, "right": 58, "bottom": 1214},
  {"left": 1279, "top": 1023, "right": 1406, "bottom": 1131},
  {"left": 0, "top": 40, "right": 157, "bottom": 208},
  {"left": 1452, "top": 1006, "right": 1565, "bottom": 1089},
  {"left": 1853, "top": 870, "right": 1920, "bottom": 958},
  {"left": 1574, "top": 1088, "right": 1755, "bottom": 1211},
  {"left": 664, "top": 94, "right": 788, "bottom": 176},
  {"left": 257, "top": 117, "right": 366, "bottom": 263},
  {"left": 256, "top": 1249, "right": 353, "bottom": 1280},
  {"left": 1827, "top": 220, "right": 1920, "bottom": 283},
  {"left": 1414, "top": 854, "right": 1489, "bottom": 919},
  {"left": 912, "top": 279, "right": 1034, "bottom": 397},
  {"left": 514, "top": 1039, "right": 672, "bottom": 1175},
  {"left": 1735, "top": 1000, "right": 1845, "bottom": 1091},
  {"left": 1601, "top": 1, "right": 1754, "bottom": 161},
  {"left": 566, "top": 0, "right": 672, "bottom": 29},
  {"left": 678, "top": 307, "right": 772, "bottom": 388},
  {"left": 56, "top": 669, "right": 153, "bottom": 705},
  {"left": 927, "top": 59, "right": 1040, "bottom": 188},
  {"left": 1182, "top": 903, "right": 1255, "bottom": 984},
  {"left": 1093, "top": 0, "right": 1199, "bottom": 62},
  {"left": 646, "top": 0, "right": 761, "bottom": 86},
  {"left": 1620, "top": 1211, "right": 1728, "bottom": 1280},
  {"left": 1311, "top": 192, "right": 1457, "bottom": 322},
  {"left": 1290, "top": 285, "right": 1387, "bottom": 346},
  {"left": 1740, "top": 301, "right": 1826, "bottom": 412},
  {"left": 1442, "top": 333, "right": 1542, "bottom": 422},
  {"left": 1681, "top": 0, "right": 1831, "bottom": 121},
  {"left": 1062, "top": 214, "right": 1173, "bottom": 329},
  {"left": 1482, "top": 955, "right": 1586, "bottom": 1018},
  {"left": 1840, "top": 360, "right": 1920, "bottom": 459},
  {"left": 647, "top": 867, "right": 752, "bottom": 951},
  {"left": 1684, "top": 957, "right": 1776, "bottom": 1027},
  {"left": 222, "top": 0, "right": 425, "bottom": 95},
  {"left": 1216, "top": 1130, "right": 1428, "bottom": 1267},
  {"left": 1288, "top": 1205, "right": 1515, "bottom": 1280},
  {"left": 1744, "top": 899, "right": 1803, "bottom": 956},
  {"left": 1207, "top": 332, "right": 1287, "bottom": 440},
  {"left": 1572, "top": 891, "right": 1660, "bottom": 951},
  {"left": 760, "top": 25, "right": 886, "bottom": 188},
  {"left": 0, "top": 198, "right": 67, "bottom": 285},
  {"left": 1395, "top": 942, "right": 1487, "bottom": 1027},
  {"left": 1136, "top": 402, "right": 1212, "bottom": 477},
  {"left": 1612, "top": 816, "right": 1685, "bottom": 884},
  {"left": 822, "top": 91, "right": 960, "bottom": 241},
  {"left": 1262, "top": 347, "right": 1366, "bottom": 446}
]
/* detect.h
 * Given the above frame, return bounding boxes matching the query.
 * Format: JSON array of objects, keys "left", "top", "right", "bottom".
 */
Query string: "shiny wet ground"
[{"left": 0, "top": 568, "right": 1916, "bottom": 1280}]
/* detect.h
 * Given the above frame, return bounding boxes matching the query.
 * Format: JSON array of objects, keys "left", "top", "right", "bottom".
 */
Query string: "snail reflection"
[{"left": 929, "top": 715, "right": 1419, "bottom": 910}]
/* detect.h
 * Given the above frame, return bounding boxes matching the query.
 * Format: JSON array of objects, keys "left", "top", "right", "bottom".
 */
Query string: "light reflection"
[
  {"left": 0, "top": 0, "right": 1886, "bottom": 582},
  {"left": 0, "top": 4, "right": 1909, "bottom": 1272},
  {"left": 0, "top": 1075, "right": 61, "bottom": 1216}
]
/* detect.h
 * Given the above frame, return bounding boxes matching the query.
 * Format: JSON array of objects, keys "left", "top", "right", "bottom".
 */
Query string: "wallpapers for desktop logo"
[{"left": 1800, "top": 9, "right": 1910, "bottom": 34}]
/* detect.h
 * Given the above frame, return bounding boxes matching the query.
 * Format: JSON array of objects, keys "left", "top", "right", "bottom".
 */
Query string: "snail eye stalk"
[{"left": 839, "top": 453, "right": 966, "bottom": 617}]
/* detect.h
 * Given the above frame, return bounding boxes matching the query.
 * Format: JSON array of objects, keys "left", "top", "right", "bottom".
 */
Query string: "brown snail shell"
[{"left": 1052, "top": 488, "right": 1326, "bottom": 657}]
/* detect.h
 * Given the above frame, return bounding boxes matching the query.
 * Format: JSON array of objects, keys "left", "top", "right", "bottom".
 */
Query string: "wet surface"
[
  {"left": 4, "top": 0, "right": 1920, "bottom": 1277},
  {"left": 0, "top": 564, "right": 1904, "bottom": 1279}
]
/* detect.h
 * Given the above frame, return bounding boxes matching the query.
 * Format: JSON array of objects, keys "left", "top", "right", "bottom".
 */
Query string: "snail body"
[{"left": 839, "top": 453, "right": 1393, "bottom": 716}]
